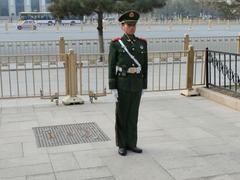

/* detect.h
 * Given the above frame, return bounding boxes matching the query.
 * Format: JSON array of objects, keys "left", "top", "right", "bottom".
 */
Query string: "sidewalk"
[{"left": 0, "top": 91, "right": 240, "bottom": 180}]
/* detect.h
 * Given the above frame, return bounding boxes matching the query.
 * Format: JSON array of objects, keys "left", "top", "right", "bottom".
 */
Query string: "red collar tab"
[
  {"left": 137, "top": 37, "right": 147, "bottom": 42},
  {"left": 112, "top": 37, "right": 122, "bottom": 42}
]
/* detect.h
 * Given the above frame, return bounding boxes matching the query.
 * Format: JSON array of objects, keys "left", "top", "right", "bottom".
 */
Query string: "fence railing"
[
  {"left": 206, "top": 49, "right": 240, "bottom": 95},
  {"left": 0, "top": 54, "right": 65, "bottom": 98},
  {"left": 0, "top": 35, "right": 239, "bottom": 55},
  {"left": 0, "top": 48, "right": 205, "bottom": 99}
]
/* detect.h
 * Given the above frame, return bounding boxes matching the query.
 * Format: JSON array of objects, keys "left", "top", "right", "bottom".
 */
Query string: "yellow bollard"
[
  {"left": 167, "top": 20, "right": 172, "bottom": 31},
  {"left": 56, "top": 22, "right": 60, "bottom": 32},
  {"left": 226, "top": 20, "right": 230, "bottom": 30},
  {"left": 5, "top": 22, "right": 8, "bottom": 32},
  {"left": 103, "top": 22, "right": 107, "bottom": 32},
  {"left": 31, "top": 24, "right": 36, "bottom": 32},
  {"left": 80, "top": 23, "right": 84, "bottom": 32},
  {"left": 188, "top": 19, "right": 193, "bottom": 31},
  {"left": 208, "top": 20, "right": 212, "bottom": 30},
  {"left": 183, "top": 34, "right": 190, "bottom": 52},
  {"left": 146, "top": 22, "right": 151, "bottom": 31}
]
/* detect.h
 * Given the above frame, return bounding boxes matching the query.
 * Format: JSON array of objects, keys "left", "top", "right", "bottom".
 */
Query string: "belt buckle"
[{"left": 128, "top": 67, "right": 137, "bottom": 74}]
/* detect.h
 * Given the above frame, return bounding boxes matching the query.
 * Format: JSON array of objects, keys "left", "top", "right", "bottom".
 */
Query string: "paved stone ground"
[{"left": 0, "top": 91, "right": 240, "bottom": 180}]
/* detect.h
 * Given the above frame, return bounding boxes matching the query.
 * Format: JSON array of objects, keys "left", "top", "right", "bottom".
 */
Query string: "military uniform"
[{"left": 108, "top": 10, "right": 148, "bottom": 155}]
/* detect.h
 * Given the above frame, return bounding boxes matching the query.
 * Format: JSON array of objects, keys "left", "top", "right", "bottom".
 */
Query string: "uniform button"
[
  {"left": 132, "top": 48, "right": 135, "bottom": 51},
  {"left": 132, "top": 64, "right": 135, "bottom": 67}
]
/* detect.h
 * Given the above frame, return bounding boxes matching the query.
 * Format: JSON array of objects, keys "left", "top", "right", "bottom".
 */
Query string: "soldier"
[{"left": 108, "top": 10, "right": 148, "bottom": 156}]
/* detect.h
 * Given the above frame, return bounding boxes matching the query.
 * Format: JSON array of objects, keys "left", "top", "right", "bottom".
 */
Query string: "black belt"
[
  {"left": 117, "top": 72, "right": 143, "bottom": 77},
  {"left": 116, "top": 66, "right": 141, "bottom": 77}
]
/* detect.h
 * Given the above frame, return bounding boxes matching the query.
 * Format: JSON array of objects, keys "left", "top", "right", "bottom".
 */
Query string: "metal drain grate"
[{"left": 32, "top": 122, "right": 110, "bottom": 147}]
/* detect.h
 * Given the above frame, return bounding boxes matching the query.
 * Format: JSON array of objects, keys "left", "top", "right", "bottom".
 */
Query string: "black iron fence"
[{"left": 206, "top": 48, "right": 240, "bottom": 94}]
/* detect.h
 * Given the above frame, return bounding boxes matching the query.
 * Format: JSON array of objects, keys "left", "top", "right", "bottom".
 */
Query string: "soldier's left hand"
[{"left": 112, "top": 89, "right": 118, "bottom": 102}]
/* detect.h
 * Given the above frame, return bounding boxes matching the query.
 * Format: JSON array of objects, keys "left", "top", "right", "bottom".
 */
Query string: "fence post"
[
  {"left": 183, "top": 34, "right": 189, "bottom": 51},
  {"left": 59, "top": 37, "right": 65, "bottom": 58},
  {"left": 205, "top": 48, "right": 209, "bottom": 88},
  {"left": 68, "top": 49, "right": 77, "bottom": 97},
  {"left": 62, "top": 49, "right": 84, "bottom": 105},
  {"left": 181, "top": 45, "right": 199, "bottom": 96},
  {"left": 237, "top": 33, "right": 240, "bottom": 54},
  {"left": 63, "top": 58, "right": 69, "bottom": 96},
  {"left": 187, "top": 45, "right": 194, "bottom": 90},
  {"left": 59, "top": 37, "right": 68, "bottom": 94}
]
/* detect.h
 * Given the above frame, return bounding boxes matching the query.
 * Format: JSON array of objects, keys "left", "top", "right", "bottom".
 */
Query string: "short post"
[
  {"left": 183, "top": 34, "right": 190, "bottom": 51},
  {"left": 188, "top": 19, "right": 193, "bottom": 31},
  {"left": 62, "top": 49, "right": 84, "bottom": 105},
  {"left": 80, "top": 23, "right": 84, "bottom": 32},
  {"left": 237, "top": 33, "right": 240, "bottom": 54},
  {"left": 5, "top": 22, "right": 8, "bottom": 32},
  {"left": 167, "top": 20, "right": 172, "bottom": 31},
  {"left": 181, "top": 45, "right": 199, "bottom": 96},
  {"left": 31, "top": 23, "right": 36, "bottom": 32},
  {"left": 208, "top": 20, "right": 212, "bottom": 30},
  {"left": 103, "top": 22, "right": 107, "bottom": 32},
  {"left": 226, "top": 20, "right": 230, "bottom": 30},
  {"left": 56, "top": 21, "right": 60, "bottom": 32}
]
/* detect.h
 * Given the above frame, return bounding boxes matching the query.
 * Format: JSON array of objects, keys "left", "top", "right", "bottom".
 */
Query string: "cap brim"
[{"left": 121, "top": 20, "right": 138, "bottom": 24}]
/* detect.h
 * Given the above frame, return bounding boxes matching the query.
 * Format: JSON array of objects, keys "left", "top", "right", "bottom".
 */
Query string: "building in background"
[{"left": 0, "top": 0, "right": 52, "bottom": 17}]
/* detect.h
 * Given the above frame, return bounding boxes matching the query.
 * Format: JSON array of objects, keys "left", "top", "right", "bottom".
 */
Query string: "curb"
[{"left": 197, "top": 87, "right": 240, "bottom": 111}]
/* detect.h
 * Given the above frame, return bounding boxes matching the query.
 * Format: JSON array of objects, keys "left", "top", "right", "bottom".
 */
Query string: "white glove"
[{"left": 112, "top": 89, "right": 118, "bottom": 102}]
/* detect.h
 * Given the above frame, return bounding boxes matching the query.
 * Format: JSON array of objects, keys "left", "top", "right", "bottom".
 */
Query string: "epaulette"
[
  {"left": 112, "top": 37, "right": 122, "bottom": 42},
  {"left": 137, "top": 37, "right": 147, "bottom": 42}
]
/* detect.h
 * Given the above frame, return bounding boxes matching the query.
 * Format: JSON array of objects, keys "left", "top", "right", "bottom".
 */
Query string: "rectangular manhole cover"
[{"left": 32, "top": 122, "right": 110, "bottom": 147}]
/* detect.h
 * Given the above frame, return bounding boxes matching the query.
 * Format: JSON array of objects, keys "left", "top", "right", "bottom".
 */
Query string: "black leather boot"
[
  {"left": 118, "top": 148, "right": 127, "bottom": 156},
  {"left": 127, "top": 147, "right": 142, "bottom": 153}
]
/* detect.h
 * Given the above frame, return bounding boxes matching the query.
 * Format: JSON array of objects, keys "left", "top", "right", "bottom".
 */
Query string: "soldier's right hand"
[{"left": 112, "top": 89, "right": 118, "bottom": 102}]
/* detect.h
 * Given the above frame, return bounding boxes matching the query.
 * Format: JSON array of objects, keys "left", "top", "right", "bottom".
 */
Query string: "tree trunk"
[{"left": 97, "top": 11, "right": 105, "bottom": 54}]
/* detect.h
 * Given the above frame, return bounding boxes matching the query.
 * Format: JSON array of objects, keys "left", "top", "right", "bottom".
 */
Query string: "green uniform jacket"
[{"left": 108, "top": 34, "right": 148, "bottom": 92}]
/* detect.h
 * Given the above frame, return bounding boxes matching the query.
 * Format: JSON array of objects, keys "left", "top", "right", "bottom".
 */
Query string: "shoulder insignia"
[
  {"left": 137, "top": 37, "right": 147, "bottom": 42},
  {"left": 112, "top": 37, "right": 122, "bottom": 42}
]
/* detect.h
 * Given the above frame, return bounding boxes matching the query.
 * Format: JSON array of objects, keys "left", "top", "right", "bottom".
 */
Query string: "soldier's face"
[{"left": 122, "top": 23, "right": 136, "bottom": 35}]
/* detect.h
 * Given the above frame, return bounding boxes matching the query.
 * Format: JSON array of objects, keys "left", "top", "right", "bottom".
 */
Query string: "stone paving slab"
[
  {"left": 0, "top": 91, "right": 240, "bottom": 180},
  {"left": 0, "top": 143, "right": 23, "bottom": 160},
  {"left": 0, "top": 177, "right": 26, "bottom": 180},
  {"left": 55, "top": 167, "right": 112, "bottom": 180},
  {"left": 49, "top": 152, "right": 79, "bottom": 172},
  {"left": 26, "top": 173, "right": 56, "bottom": 180},
  {"left": 0, "top": 163, "right": 53, "bottom": 179}
]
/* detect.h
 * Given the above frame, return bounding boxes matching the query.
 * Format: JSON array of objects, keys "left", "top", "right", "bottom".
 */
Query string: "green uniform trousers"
[{"left": 115, "top": 90, "right": 142, "bottom": 148}]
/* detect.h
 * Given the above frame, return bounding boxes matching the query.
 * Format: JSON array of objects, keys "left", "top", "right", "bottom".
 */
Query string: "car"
[
  {"left": 17, "top": 20, "right": 37, "bottom": 30},
  {"left": 103, "top": 17, "right": 116, "bottom": 24}
]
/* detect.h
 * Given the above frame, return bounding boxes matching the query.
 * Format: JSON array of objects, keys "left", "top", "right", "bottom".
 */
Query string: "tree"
[
  {"left": 156, "top": 0, "right": 208, "bottom": 20},
  {"left": 207, "top": 0, "right": 240, "bottom": 19},
  {"left": 48, "top": 0, "right": 166, "bottom": 54}
]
